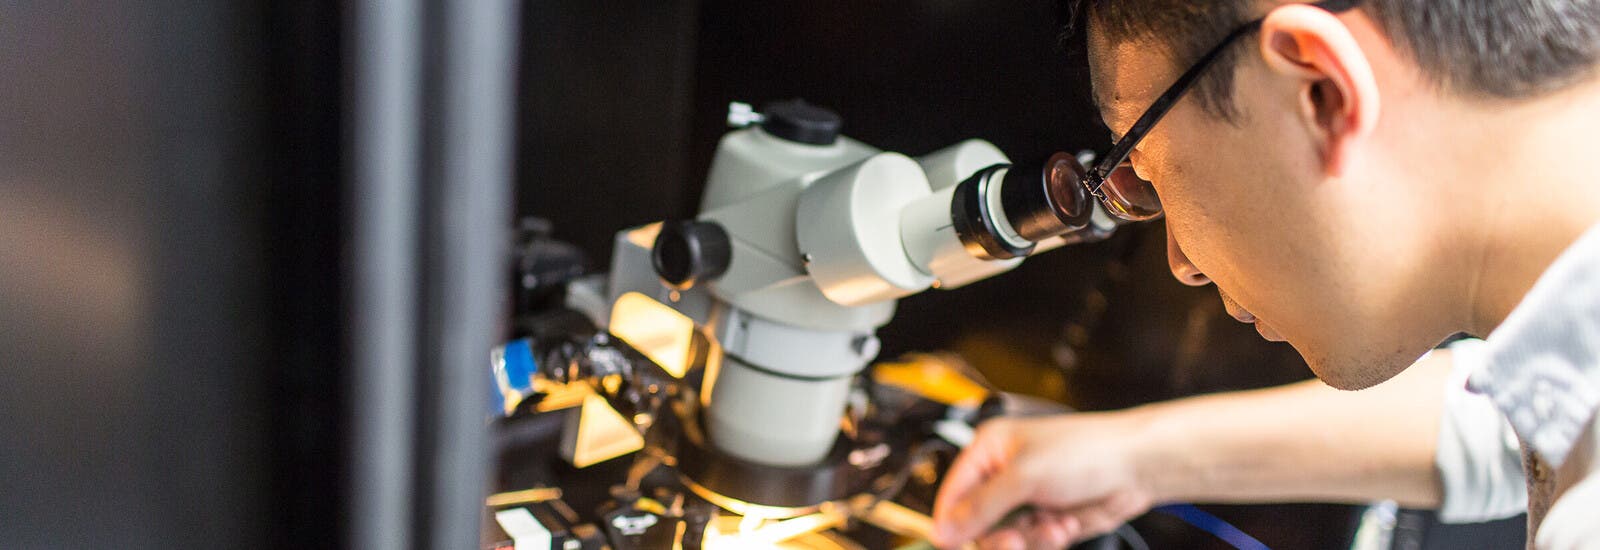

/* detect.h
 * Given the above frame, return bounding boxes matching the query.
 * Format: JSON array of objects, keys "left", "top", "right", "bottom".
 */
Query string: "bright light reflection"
[{"left": 610, "top": 291, "right": 695, "bottom": 378}]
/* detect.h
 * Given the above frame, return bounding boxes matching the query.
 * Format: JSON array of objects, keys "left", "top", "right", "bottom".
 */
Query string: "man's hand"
[
  {"left": 928, "top": 349, "right": 1458, "bottom": 549},
  {"left": 930, "top": 413, "right": 1156, "bottom": 549}
]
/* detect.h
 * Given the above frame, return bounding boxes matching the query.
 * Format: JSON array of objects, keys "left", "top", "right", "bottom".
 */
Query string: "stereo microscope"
[{"left": 608, "top": 99, "right": 1113, "bottom": 467}]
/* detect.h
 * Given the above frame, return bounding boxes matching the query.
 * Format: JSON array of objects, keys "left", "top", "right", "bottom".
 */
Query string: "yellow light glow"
[
  {"left": 688, "top": 491, "right": 955, "bottom": 550},
  {"left": 871, "top": 354, "right": 989, "bottom": 408},
  {"left": 610, "top": 291, "right": 696, "bottom": 378},
  {"left": 532, "top": 379, "right": 589, "bottom": 413},
  {"left": 484, "top": 487, "right": 562, "bottom": 507},
  {"left": 700, "top": 512, "right": 851, "bottom": 550},
  {"left": 625, "top": 222, "right": 664, "bottom": 249},
  {"left": 678, "top": 474, "right": 818, "bottom": 519},
  {"left": 848, "top": 495, "right": 935, "bottom": 542}
]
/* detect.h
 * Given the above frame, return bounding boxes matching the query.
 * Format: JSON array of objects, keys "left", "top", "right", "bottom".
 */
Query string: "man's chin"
[
  {"left": 1298, "top": 345, "right": 1410, "bottom": 391},
  {"left": 1313, "top": 369, "right": 1387, "bottom": 391}
]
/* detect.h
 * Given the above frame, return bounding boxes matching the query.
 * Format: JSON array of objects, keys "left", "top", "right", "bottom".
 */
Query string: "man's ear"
[{"left": 1258, "top": 4, "right": 1379, "bottom": 177}]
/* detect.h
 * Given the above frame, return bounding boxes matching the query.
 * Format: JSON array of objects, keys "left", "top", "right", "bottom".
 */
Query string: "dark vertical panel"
[
  {"left": 147, "top": 1, "right": 276, "bottom": 545},
  {"left": 0, "top": 1, "right": 277, "bottom": 548},
  {"left": 413, "top": 1, "right": 521, "bottom": 548},
  {"left": 0, "top": 3, "right": 167, "bottom": 546},
  {"left": 3, "top": 0, "right": 523, "bottom": 546},
  {"left": 346, "top": 0, "right": 423, "bottom": 548},
  {"left": 263, "top": 1, "right": 348, "bottom": 547}
]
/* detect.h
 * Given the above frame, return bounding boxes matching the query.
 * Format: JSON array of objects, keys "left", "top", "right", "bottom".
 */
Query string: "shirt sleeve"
[{"left": 1435, "top": 338, "right": 1529, "bottom": 523}]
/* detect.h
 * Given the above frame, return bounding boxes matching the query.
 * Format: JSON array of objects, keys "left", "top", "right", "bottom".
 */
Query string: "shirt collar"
[{"left": 1469, "top": 223, "right": 1600, "bottom": 469}]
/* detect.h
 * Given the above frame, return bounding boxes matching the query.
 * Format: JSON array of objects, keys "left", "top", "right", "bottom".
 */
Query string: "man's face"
[{"left": 1086, "top": 25, "right": 1428, "bottom": 389}]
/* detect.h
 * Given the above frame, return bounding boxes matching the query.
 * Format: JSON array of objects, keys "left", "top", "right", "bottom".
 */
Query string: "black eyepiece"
[
  {"left": 998, "top": 152, "right": 1091, "bottom": 242},
  {"left": 951, "top": 165, "right": 1034, "bottom": 261},
  {"left": 950, "top": 153, "right": 1093, "bottom": 261}
]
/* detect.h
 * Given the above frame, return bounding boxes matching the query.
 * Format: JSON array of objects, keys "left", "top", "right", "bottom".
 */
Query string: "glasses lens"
[{"left": 1101, "top": 162, "right": 1162, "bottom": 221}]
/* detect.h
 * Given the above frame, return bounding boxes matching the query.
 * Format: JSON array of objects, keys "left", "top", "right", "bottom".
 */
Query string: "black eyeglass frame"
[{"left": 1081, "top": 0, "right": 1361, "bottom": 219}]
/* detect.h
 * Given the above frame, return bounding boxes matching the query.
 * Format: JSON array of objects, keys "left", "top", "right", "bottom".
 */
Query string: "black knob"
[
  {"left": 761, "top": 99, "right": 842, "bottom": 145},
  {"left": 651, "top": 220, "right": 732, "bottom": 290}
]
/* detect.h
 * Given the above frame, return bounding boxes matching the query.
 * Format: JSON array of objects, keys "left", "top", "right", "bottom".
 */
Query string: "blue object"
[
  {"left": 1153, "top": 504, "right": 1271, "bottom": 550},
  {"left": 502, "top": 338, "right": 537, "bottom": 393},
  {"left": 490, "top": 338, "right": 539, "bottom": 415}
]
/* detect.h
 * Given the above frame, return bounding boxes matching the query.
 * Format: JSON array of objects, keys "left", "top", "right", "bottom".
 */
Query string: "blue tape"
[
  {"left": 502, "top": 338, "right": 536, "bottom": 393},
  {"left": 1153, "top": 504, "right": 1271, "bottom": 550}
]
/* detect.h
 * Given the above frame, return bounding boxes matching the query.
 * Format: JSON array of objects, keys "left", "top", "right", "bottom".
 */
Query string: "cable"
[
  {"left": 1153, "top": 504, "right": 1271, "bottom": 550},
  {"left": 1114, "top": 524, "right": 1150, "bottom": 550}
]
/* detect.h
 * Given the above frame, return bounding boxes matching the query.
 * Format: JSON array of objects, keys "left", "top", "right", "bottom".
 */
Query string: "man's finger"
[
  {"left": 1019, "top": 491, "right": 1145, "bottom": 547},
  {"left": 976, "top": 526, "right": 1027, "bottom": 550},
  {"left": 936, "top": 468, "right": 1032, "bottom": 547},
  {"left": 933, "top": 448, "right": 989, "bottom": 523},
  {"left": 1025, "top": 510, "right": 1075, "bottom": 550},
  {"left": 933, "top": 422, "right": 1013, "bottom": 537}
]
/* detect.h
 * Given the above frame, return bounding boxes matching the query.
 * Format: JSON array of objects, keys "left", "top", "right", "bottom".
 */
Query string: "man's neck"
[{"left": 1444, "top": 75, "right": 1600, "bottom": 336}]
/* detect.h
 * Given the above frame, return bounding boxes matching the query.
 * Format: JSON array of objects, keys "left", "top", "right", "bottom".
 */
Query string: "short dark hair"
[{"left": 1068, "top": 0, "right": 1600, "bottom": 119}]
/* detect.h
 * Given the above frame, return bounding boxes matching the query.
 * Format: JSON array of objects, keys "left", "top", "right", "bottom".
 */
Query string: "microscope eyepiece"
[
  {"left": 950, "top": 153, "right": 1092, "bottom": 261},
  {"left": 951, "top": 164, "right": 1035, "bottom": 260},
  {"left": 1000, "top": 152, "right": 1092, "bottom": 242},
  {"left": 652, "top": 220, "right": 732, "bottom": 290}
]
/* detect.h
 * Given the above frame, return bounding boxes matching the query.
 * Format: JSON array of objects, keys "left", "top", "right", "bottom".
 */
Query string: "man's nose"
[{"left": 1167, "top": 225, "right": 1211, "bottom": 287}]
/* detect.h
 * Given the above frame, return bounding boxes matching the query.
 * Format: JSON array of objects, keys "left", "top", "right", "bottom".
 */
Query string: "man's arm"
[
  {"left": 1130, "top": 350, "right": 1448, "bottom": 507},
  {"left": 931, "top": 350, "right": 1456, "bottom": 548}
]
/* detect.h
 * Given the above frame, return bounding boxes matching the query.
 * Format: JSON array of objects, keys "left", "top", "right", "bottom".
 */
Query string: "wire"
[
  {"left": 1153, "top": 504, "right": 1271, "bottom": 550},
  {"left": 1114, "top": 524, "right": 1150, "bottom": 550}
]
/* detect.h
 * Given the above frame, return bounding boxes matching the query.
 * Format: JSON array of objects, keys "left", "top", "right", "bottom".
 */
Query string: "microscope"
[
  {"left": 607, "top": 99, "right": 1113, "bottom": 468},
  {"left": 487, "top": 99, "right": 1118, "bottom": 549}
]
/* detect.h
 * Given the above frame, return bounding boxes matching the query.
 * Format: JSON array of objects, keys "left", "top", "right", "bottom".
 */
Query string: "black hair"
[{"left": 1066, "top": 0, "right": 1600, "bottom": 118}]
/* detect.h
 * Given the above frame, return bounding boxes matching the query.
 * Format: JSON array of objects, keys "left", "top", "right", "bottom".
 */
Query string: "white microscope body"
[{"left": 606, "top": 100, "right": 1111, "bottom": 468}]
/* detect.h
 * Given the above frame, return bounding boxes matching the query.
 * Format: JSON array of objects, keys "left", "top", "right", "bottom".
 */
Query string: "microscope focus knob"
[{"left": 651, "top": 220, "right": 732, "bottom": 290}]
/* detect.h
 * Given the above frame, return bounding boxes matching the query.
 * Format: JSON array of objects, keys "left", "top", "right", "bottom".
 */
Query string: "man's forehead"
[{"left": 1086, "top": 25, "right": 1182, "bottom": 134}]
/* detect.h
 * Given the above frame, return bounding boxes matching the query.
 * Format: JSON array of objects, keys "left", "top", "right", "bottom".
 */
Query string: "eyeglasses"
[{"left": 1080, "top": 0, "right": 1361, "bottom": 221}]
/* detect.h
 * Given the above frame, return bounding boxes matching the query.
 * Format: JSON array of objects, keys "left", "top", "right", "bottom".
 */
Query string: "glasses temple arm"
[{"left": 1090, "top": 19, "right": 1265, "bottom": 183}]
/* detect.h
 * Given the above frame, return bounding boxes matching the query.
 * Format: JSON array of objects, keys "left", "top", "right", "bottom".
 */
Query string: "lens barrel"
[{"left": 951, "top": 153, "right": 1091, "bottom": 260}]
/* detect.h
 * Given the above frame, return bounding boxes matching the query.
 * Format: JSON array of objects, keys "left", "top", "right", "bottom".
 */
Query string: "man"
[{"left": 930, "top": 0, "right": 1600, "bottom": 548}]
